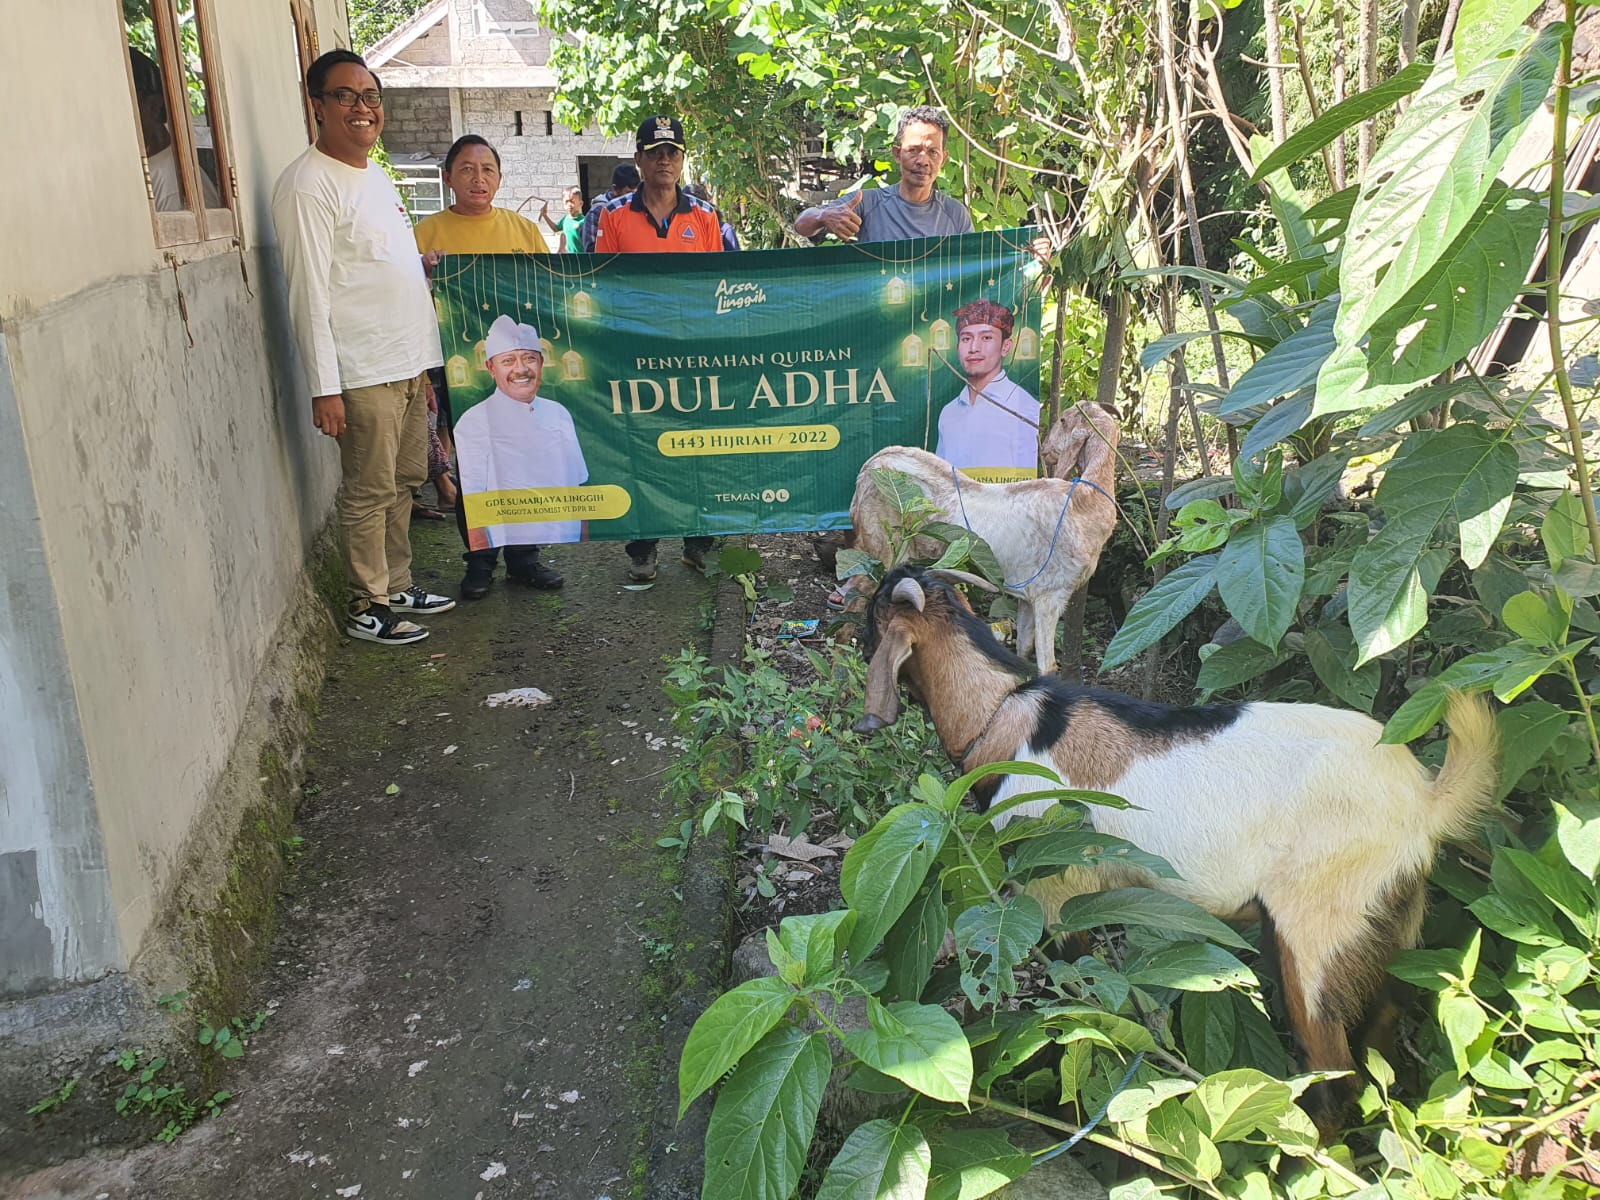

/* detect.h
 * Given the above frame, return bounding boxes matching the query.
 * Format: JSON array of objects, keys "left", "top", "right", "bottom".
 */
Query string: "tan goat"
[{"left": 848, "top": 402, "right": 1119, "bottom": 675}]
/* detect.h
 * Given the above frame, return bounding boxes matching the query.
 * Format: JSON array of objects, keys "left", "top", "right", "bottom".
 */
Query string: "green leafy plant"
[{"left": 26, "top": 1077, "right": 78, "bottom": 1117}]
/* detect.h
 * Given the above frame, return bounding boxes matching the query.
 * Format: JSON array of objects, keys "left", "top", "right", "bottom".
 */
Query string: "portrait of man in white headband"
[{"left": 453, "top": 314, "right": 590, "bottom": 546}]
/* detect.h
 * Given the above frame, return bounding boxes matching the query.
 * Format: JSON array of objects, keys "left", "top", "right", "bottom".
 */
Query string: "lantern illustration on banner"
[
  {"left": 540, "top": 338, "right": 556, "bottom": 362},
  {"left": 1015, "top": 326, "right": 1040, "bottom": 360},
  {"left": 446, "top": 355, "right": 471, "bottom": 389},
  {"left": 570, "top": 290, "right": 595, "bottom": 320},
  {"left": 928, "top": 318, "right": 952, "bottom": 351},
  {"left": 472, "top": 339, "right": 488, "bottom": 371},
  {"left": 900, "top": 333, "right": 925, "bottom": 368},
  {"left": 885, "top": 275, "right": 908, "bottom": 306},
  {"left": 562, "top": 348, "right": 586, "bottom": 381}
]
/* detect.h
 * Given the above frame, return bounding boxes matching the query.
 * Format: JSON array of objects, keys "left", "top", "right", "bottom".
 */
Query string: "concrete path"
[{"left": 12, "top": 524, "right": 733, "bottom": 1200}]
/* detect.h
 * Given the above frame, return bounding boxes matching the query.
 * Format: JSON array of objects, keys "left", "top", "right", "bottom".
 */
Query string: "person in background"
[
  {"left": 129, "top": 48, "right": 222, "bottom": 212},
  {"left": 541, "top": 185, "right": 586, "bottom": 253},
  {"left": 594, "top": 115, "right": 723, "bottom": 582},
  {"left": 795, "top": 106, "right": 972, "bottom": 243},
  {"left": 271, "top": 48, "right": 453, "bottom": 645},
  {"left": 413, "top": 134, "right": 564, "bottom": 599},
  {"left": 684, "top": 181, "right": 741, "bottom": 251},
  {"left": 580, "top": 162, "right": 640, "bottom": 251}
]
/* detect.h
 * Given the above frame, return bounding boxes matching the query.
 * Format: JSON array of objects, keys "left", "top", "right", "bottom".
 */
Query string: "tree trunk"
[
  {"left": 1095, "top": 290, "right": 1129, "bottom": 415},
  {"left": 1332, "top": 0, "right": 1348, "bottom": 189},
  {"left": 1357, "top": 0, "right": 1378, "bottom": 174},
  {"left": 1047, "top": 287, "right": 1069, "bottom": 429},
  {"left": 1264, "top": 0, "right": 1290, "bottom": 143}
]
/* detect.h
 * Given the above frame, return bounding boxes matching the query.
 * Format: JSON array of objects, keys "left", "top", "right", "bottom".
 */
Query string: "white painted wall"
[{"left": 0, "top": 0, "right": 343, "bottom": 994}]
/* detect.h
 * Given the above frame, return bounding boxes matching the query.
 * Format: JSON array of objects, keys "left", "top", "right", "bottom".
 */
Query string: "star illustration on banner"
[
  {"left": 946, "top": 282, "right": 953, "bottom": 290},
  {"left": 988, "top": 278, "right": 996, "bottom": 286},
  {"left": 482, "top": 302, "right": 490, "bottom": 310}
]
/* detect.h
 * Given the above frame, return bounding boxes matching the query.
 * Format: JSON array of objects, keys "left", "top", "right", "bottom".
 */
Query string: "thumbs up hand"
[{"left": 821, "top": 190, "right": 864, "bottom": 240}]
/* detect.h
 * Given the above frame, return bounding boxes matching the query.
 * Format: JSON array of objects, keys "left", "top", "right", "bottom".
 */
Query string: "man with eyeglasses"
[
  {"left": 795, "top": 106, "right": 974, "bottom": 243},
  {"left": 271, "top": 49, "right": 454, "bottom": 646},
  {"left": 593, "top": 115, "right": 721, "bottom": 583}
]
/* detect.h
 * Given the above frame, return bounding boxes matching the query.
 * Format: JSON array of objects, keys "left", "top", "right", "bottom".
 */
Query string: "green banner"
[{"left": 433, "top": 230, "right": 1042, "bottom": 544}]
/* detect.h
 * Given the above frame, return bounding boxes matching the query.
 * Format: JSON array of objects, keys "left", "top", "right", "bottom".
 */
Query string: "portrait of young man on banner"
[
  {"left": 933, "top": 299, "right": 1041, "bottom": 482},
  {"left": 454, "top": 315, "right": 590, "bottom": 546}
]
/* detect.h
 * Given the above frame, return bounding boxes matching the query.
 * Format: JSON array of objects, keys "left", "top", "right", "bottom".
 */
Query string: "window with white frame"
[
  {"left": 123, "top": 0, "right": 236, "bottom": 245},
  {"left": 472, "top": 0, "right": 539, "bottom": 36}
]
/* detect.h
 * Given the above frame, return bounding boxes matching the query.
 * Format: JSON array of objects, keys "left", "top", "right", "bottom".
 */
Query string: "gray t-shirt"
[{"left": 831, "top": 186, "right": 974, "bottom": 241}]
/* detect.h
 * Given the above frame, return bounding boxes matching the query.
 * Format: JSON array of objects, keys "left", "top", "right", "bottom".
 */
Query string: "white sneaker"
[
  {"left": 347, "top": 607, "right": 429, "bottom": 645},
  {"left": 388, "top": 585, "right": 456, "bottom": 614}
]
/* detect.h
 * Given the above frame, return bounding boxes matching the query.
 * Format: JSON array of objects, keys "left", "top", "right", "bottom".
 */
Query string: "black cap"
[
  {"left": 610, "top": 162, "right": 640, "bottom": 189},
  {"left": 636, "top": 115, "right": 686, "bottom": 151}
]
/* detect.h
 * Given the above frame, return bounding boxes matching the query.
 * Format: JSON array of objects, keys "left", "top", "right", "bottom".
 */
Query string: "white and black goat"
[
  {"left": 852, "top": 566, "right": 1499, "bottom": 1133},
  {"left": 848, "top": 402, "right": 1120, "bottom": 676}
]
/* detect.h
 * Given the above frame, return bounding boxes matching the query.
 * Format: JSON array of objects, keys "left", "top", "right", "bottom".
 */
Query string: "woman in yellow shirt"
[{"left": 414, "top": 134, "right": 560, "bottom": 597}]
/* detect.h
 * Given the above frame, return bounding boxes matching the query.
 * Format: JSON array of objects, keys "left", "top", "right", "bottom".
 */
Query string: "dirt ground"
[{"left": 7, "top": 520, "right": 839, "bottom": 1200}]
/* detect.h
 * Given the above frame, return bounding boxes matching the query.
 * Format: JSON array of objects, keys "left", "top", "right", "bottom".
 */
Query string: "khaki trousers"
[{"left": 339, "top": 372, "right": 429, "bottom": 613}]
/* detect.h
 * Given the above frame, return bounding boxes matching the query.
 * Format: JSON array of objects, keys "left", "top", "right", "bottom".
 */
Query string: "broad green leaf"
[
  {"left": 1349, "top": 426, "right": 1519, "bottom": 663},
  {"left": 1121, "top": 265, "right": 1249, "bottom": 293},
  {"left": 1493, "top": 645, "right": 1573, "bottom": 702},
  {"left": 837, "top": 547, "right": 878, "bottom": 580},
  {"left": 925, "top": 1128, "right": 1030, "bottom": 1200},
  {"left": 1007, "top": 829, "right": 1178, "bottom": 884},
  {"left": 1501, "top": 589, "right": 1570, "bottom": 648},
  {"left": 1250, "top": 62, "right": 1432, "bottom": 181},
  {"left": 1555, "top": 797, "right": 1600, "bottom": 880},
  {"left": 815, "top": 1120, "right": 931, "bottom": 1200},
  {"left": 1554, "top": 556, "right": 1600, "bottom": 597},
  {"left": 1454, "top": 0, "right": 1542, "bottom": 72},
  {"left": 702, "top": 1026, "right": 831, "bottom": 1200},
  {"left": 1165, "top": 475, "right": 1238, "bottom": 510},
  {"left": 1493, "top": 700, "right": 1569, "bottom": 800},
  {"left": 843, "top": 999, "right": 973, "bottom": 1104},
  {"left": 1304, "top": 626, "right": 1379, "bottom": 712},
  {"left": 1356, "top": 377, "right": 1480, "bottom": 438},
  {"left": 1108, "top": 1077, "right": 1199, "bottom": 1123},
  {"left": 1541, "top": 492, "right": 1592, "bottom": 570},
  {"left": 719, "top": 545, "right": 763, "bottom": 576},
  {"left": 1381, "top": 646, "right": 1521, "bottom": 742},
  {"left": 842, "top": 804, "right": 947, "bottom": 962},
  {"left": 1039, "top": 1004, "right": 1159, "bottom": 1054},
  {"left": 679, "top": 976, "right": 797, "bottom": 1118},
  {"left": 1240, "top": 392, "right": 1314, "bottom": 460},
  {"left": 1233, "top": 255, "right": 1328, "bottom": 300},
  {"left": 1302, "top": 185, "right": 1359, "bottom": 224},
  {"left": 1362, "top": 185, "right": 1546, "bottom": 388},
  {"left": 1466, "top": 1048, "right": 1535, "bottom": 1090},
  {"left": 1146, "top": 1101, "right": 1223, "bottom": 1181},
  {"left": 1468, "top": 893, "right": 1563, "bottom": 946},
  {"left": 1179, "top": 992, "right": 1236, "bottom": 1074},
  {"left": 1500, "top": 846, "right": 1596, "bottom": 933},
  {"left": 1219, "top": 307, "right": 1335, "bottom": 416},
  {"left": 777, "top": 911, "right": 855, "bottom": 987},
  {"left": 1329, "top": 25, "right": 1561, "bottom": 357},
  {"left": 1101, "top": 554, "right": 1220, "bottom": 670},
  {"left": 869, "top": 468, "right": 927, "bottom": 517},
  {"left": 1216, "top": 515, "right": 1305, "bottom": 649},
  {"left": 954, "top": 895, "right": 1044, "bottom": 1005},
  {"left": 884, "top": 882, "right": 947, "bottom": 1003},
  {"left": 1389, "top": 946, "right": 1473, "bottom": 990},
  {"left": 1196, "top": 638, "right": 1290, "bottom": 692},
  {"left": 975, "top": 1014, "right": 1053, "bottom": 1088},
  {"left": 1055, "top": 888, "right": 1252, "bottom": 949},
  {"left": 1281, "top": 454, "right": 1349, "bottom": 528},
  {"left": 1439, "top": 992, "right": 1488, "bottom": 1074},
  {"left": 1125, "top": 942, "right": 1255, "bottom": 992},
  {"left": 1183, "top": 1069, "right": 1295, "bottom": 1142}
]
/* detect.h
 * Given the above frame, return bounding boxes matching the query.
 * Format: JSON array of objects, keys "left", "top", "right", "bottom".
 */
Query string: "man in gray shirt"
[{"left": 796, "top": 106, "right": 974, "bottom": 242}]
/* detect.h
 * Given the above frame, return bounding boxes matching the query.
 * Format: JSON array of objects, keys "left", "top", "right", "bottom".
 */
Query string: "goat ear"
[
  {"left": 891, "top": 576, "right": 926, "bottom": 611},
  {"left": 927, "top": 568, "right": 1000, "bottom": 594},
  {"left": 856, "top": 622, "right": 913, "bottom": 732}
]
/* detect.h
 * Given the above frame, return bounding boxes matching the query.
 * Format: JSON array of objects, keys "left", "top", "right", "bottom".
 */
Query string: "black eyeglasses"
[
  {"left": 642, "top": 144, "right": 683, "bottom": 159},
  {"left": 315, "top": 88, "right": 383, "bottom": 109}
]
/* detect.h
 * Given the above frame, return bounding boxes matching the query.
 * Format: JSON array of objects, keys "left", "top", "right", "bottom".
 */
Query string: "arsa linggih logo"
[{"left": 714, "top": 277, "right": 767, "bottom": 315}]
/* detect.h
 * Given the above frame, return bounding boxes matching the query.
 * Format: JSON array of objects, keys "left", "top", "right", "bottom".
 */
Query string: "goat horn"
[
  {"left": 927, "top": 568, "right": 1000, "bottom": 594},
  {"left": 890, "top": 577, "right": 926, "bottom": 611}
]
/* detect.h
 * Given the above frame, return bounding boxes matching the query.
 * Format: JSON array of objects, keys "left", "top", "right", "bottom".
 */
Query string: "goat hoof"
[{"left": 853, "top": 715, "right": 886, "bottom": 734}]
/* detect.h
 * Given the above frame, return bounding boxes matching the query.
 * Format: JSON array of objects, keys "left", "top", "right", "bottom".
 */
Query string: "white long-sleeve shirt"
[
  {"left": 935, "top": 371, "right": 1041, "bottom": 474},
  {"left": 454, "top": 390, "right": 590, "bottom": 544},
  {"left": 270, "top": 145, "right": 442, "bottom": 397}
]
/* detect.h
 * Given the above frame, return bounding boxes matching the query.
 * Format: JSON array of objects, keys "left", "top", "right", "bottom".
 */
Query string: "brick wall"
[
  {"left": 382, "top": 88, "right": 452, "bottom": 158},
  {"left": 449, "top": 0, "right": 554, "bottom": 65}
]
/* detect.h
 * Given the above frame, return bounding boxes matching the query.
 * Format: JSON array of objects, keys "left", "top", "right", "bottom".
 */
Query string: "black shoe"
[
  {"left": 627, "top": 551, "right": 658, "bottom": 583},
  {"left": 461, "top": 559, "right": 495, "bottom": 600},
  {"left": 508, "top": 560, "right": 564, "bottom": 589},
  {"left": 681, "top": 543, "right": 707, "bottom": 572}
]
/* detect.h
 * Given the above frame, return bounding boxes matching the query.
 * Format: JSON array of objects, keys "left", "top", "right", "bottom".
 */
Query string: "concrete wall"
[
  {"left": 0, "top": 0, "right": 342, "bottom": 999},
  {"left": 383, "top": 87, "right": 453, "bottom": 157}
]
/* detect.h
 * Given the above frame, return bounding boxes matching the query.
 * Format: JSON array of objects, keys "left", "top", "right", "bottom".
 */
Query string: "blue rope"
[
  {"left": 947, "top": 462, "right": 1115, "bottom": 592},
  {"left": 1034, "top": 1050, "right": 1147, "bottom": 1164}
]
